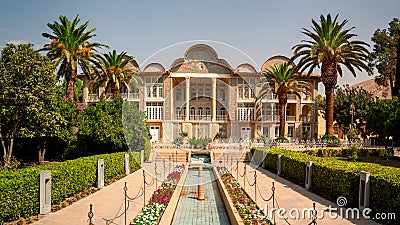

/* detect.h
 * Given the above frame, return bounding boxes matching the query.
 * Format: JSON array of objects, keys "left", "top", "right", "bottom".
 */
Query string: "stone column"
[
  {"left": 305, "top": 161, "right": 312, "bottom": 190},
  {"left": 198, "top": 166, "right": 204, "bottom": 200},
  {"left": 212, "top": 78, "right": 217, "bottom": 121},
  {"left": 359, "top": 172, "right": 370, "bottom": 210},
  {"left": 185, "top": 77, "right": 190, "bottom": 121},
  {"left": 125, "top": 154, "right": 130, "bottom": 175},
  {"left": 82, "top": 79, "right": 89, "bottom": 102},
  {"left": 40, "top": 170, "right": 51, "bottom": 214},
  {"left": 97, "top": 159, "right": 105, "bottom": 188}
]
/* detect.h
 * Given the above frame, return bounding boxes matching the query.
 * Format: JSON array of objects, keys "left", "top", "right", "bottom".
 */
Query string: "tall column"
[
  {"left": 82, "top": 80, "right": 89, "bottom": 102},
  {"left": 212, "top": 78, "right": 217, "bottom": 121},
  {"left": 170, "top": 77, "right": 174, "bottom": 120},
  {"left": 185, "top": 77, "right": 190, "bottom": 121}
]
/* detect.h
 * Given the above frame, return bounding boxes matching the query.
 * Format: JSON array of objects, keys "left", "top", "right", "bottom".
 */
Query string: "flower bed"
[
  {"left": 131, "top": 164, "right": 185, "bottom": 225},
  {"left": 217, "top": 167, "right": 273, "bottom": 225}
]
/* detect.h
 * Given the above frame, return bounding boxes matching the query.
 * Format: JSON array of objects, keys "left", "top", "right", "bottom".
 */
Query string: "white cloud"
[{"left": 7, "top": 40, "right": 26, "bottom": 45}]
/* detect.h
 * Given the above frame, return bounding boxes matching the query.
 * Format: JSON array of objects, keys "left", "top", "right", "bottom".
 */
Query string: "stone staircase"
[{"left": 150, "top": 148, "right": 189, "bottom": 163}]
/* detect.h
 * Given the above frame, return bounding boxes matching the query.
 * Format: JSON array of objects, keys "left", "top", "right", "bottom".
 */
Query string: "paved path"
[
  {"left": 171, "top": 167, "right": 230, "bottom": 225},
  {"left": 32, "top": 168, "right": 162, "bottom": 225},
  {"left": 231, "top": 162, "right": 380, "bottom": 225}
]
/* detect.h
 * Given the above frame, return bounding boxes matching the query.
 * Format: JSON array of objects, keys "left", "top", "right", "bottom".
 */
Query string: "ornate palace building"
[{"left": 80, "top": 44, "right": 320, "bottom": 143}]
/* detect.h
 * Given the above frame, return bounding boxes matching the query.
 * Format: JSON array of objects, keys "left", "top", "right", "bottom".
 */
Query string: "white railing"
[
  {"left": 174, "top": 114, "right": 186, "bottom": 120},
  {"left": 287, "top": 93, "right": 297, "bottom": 100},
  {"left": 216, "top": 115, "right": 228, "bottom": 121},
  {"left": 286, "top": 115, "right": 296, "bottom": 122},
  {"left": 189, "top": 115, "right": 212, "bottom": 121},
  {"left": 87, "top": 94, "right": 99, "bottom": 102},
  {"left": 122, "top": 92, "right": 139, "bottom": 100},
  {"left": 301, "top": 115, "right": 312, "bottom": 123},
  {"left": 261, "top": 115, "right": 279, "bottom": 122}
]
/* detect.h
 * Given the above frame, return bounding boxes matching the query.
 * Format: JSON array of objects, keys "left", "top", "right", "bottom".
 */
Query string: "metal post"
[
  {"left": 175, "top": 150, "right": 178, "bottom": 163},
  {"left": 243, "top": 163, "right": 246, "bottom": 191},
  {"left": 272, "top": 182, "right": 276, "bottom": 224},
  {"left": 230, "top": 157, "right": 233, "bottom": 171},
  {"left": 163, "top": 159, "right": 166, "bottom": 179},
  {"left": 88, "top": 204, "right": 94, "bottom": 225},
  {"left": 124, "top": 182, "right": 127, "bottom": 225},
  {"left": 155, "top": 163, "right": 158, "bottom": 188},
  {"left": 254, "top": 170, "right": 257, "bottom": 204},
  {"left": 143, "top": 170, "right": 146, "bottom": 208},
  {"left": 236, "top": 160, "right": 239, "bottom": 179}
]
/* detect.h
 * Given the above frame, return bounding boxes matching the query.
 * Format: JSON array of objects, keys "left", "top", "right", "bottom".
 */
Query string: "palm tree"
[
  {"left": 41, "top": 15, "right": 107, "bottom": 100},
  {"left": 291, "top": 14, "right": 370, "bottom": 135},
  {"left": 257, "top": 63, "right": 309, "bottom": 138},
  {"left": 93, "top": 50, "right": 141, "bottom": 98}
]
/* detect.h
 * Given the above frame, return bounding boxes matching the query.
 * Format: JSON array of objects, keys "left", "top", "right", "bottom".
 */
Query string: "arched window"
[
  {"left": 205, "top": 107, "right": 211, "bottom": 116},
  {"left": 198, "top": 88, "right": 204, "bottom": 99},
  {"left": 176, "top": 89, "right": 182, "bottom": 100},
  {"left": 205, "top": 88, "right": 211, "bottom": 98}
]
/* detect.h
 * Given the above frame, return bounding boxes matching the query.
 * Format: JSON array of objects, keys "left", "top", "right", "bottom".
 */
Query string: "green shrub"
[
  {"left": 321, "top": 134, "right": 341, "bottom": 147},
  {"left": 0, "top": 152, "right": 139, "bottom": 224},
  {"left": 253, "top": 147, "right": 400, "bottom": 225}
]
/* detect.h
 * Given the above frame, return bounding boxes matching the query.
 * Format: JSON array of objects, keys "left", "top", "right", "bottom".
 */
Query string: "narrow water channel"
[{"left": 171, "top": 167, "right": 230, "bottom": 225}]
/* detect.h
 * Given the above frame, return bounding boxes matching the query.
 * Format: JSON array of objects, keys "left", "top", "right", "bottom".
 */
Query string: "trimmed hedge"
[
  {"left": 303, "top": 147, "right": 394, "bottom": 158},
  {"left": 0, "top": 152, "right": 140, "bottom": 224},
  {"left": 253, "top": 147, "right": 400, "bottom": 225}
]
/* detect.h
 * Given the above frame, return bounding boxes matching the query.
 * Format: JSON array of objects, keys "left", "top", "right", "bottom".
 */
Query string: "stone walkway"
[
  {"left": 32, "top": 168, "right": 162, "bottom": 225},
  {"left": 171, "top": 167, "right": 230, "bottom": 225},
  {"left": 231, "top": 162, "right": 380, "bottom": 225}
]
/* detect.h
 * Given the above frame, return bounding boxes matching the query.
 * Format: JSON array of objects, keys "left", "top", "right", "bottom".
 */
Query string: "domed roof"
[{"left": 261, "top": 55, "right": 295, "bottom": 72}]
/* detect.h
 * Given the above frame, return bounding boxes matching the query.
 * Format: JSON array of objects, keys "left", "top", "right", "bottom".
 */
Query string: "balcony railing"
[
  {"left": 216, "top": 115, "right": 228, "bottom": 121},
  {"left": 300, "top": 115, "right": 312, "bottom": 123},
  {"left": 287, "top": 94, "right": 297, "bottom": 100},
  {"left": 189, "top": 115, "right": 212, "bottom": 121},
  {"left": 261, "top": 115, "right": 279, "bottom": 122},
  {"left": 174, "top": 114, "right": 186, "bottom": 120},
  {"left": 286, "top": 115, "right": 296, "bottom": 122},
  {"left": 87, "top": 94, "right": 99, "bottom": 102},
  {"left": 122, "top": 92, "right": 139, "bottom": 100}
]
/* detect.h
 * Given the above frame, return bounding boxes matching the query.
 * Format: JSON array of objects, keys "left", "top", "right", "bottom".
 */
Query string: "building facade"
[{"left": 80, "top": 44, "right": 320, "bottom": 143}]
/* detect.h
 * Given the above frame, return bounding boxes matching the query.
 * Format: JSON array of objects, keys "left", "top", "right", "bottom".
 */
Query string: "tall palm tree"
[
  {"left": 41, "top": 15, "right": 107, "bottom": 100},
  {"left": 257, "top": 63, "right": 309, "bottom": 138},
  {"left": 291, "top": 14, "right": 371, "bottom": 135},
  {"left": 93, "top": 50, "right": 141, "bottom": 98}
]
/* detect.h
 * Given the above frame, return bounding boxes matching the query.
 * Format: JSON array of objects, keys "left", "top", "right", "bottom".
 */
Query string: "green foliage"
[
  {"left": 0, "top": 152, "right": 139, "bottom": 224},
  {"left": 41, "top": 15, "right": 107, "bottom": 99},
  {"left": 0, "top": 43, "right": 62, "bottom": 166},
  {"left": 253, "top": 147, "right": 400, "bottom": 225},
  {"left": 332, "top": 85, "right": 374, "bottom": 135},
  {"left": 188, "top": 137, "right": 212, "bottom": 148},
  {"left": 304, "top": 147, "right": 394, "bottom": 158},
  {"left": 366, "top": 97, "right": 400, "bottom": 140},
  {"left": 92, "top": 50, "right": 141, "bottom": 98},
  {"left": 274, "top": 136, "right": 289, "bottom": 143},
  {"left": 369, "top": 18, "right": 400, "bottom": 97},
  {"left": 321, "top": 134, "right": 341, "bottom": 147}
]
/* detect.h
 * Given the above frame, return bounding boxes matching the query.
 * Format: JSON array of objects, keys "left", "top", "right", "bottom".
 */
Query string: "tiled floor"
[{"left": 171, "top": 167, "right": 230, "bottom": 225}]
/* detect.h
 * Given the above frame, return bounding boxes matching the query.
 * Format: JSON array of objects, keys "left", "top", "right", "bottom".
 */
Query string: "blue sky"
[{"left": 0, "top": 0, "right": 399, "bottom": 92}]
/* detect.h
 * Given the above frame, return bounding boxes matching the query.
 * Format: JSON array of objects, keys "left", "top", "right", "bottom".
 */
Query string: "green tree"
[
  {"left": 257, "top": 63, "right": 309, "bottom": 138},
  {"left": 331, "top": 85, "right": 374, "bottom": 137},
  {"left": 369, "top": 18, "right": 400, "bottom": 97},
  {"left": 41, "top": 15, "right": 107, "bottom": 100},
  {"left": 366, "top": 97, "right": 400, "bottom": 140},
  {"left": 0, "top": 44, "right": 63, "bottom": 166},
  {"left": 76, "top": 97, "right": 149, "bottom": 156},
  {"left": 291, "top": 14, "right": 371, "bottom": 135},
  {"left": 93, "top": 50, "right": 140, "bottom": 98}
]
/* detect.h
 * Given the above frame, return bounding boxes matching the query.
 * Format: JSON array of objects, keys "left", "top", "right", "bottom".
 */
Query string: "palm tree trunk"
[
  {"left": 112, "top": 82, "right": 119, "bottom": 99},
  {"left": 322, "top": 61, "right": 338, "bottom": 136},
  {"left": 278, "top": 94, "right": 287, "bottom": 138},
  {"left": 325, "top": 84, "right": 335, "bottom": 135},
  {"left": 67, "top": 79, "right": 75, "bottom": 100},
  {"left": 66, "top": 62, "right": 77, "bottom": 100},
  {"left": 278, "top": 102, "right": 286, "bottom": 137}
]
